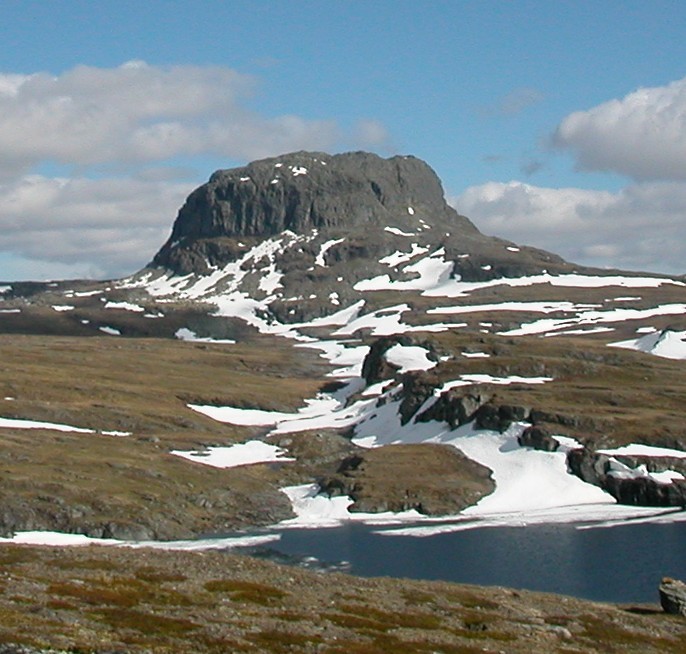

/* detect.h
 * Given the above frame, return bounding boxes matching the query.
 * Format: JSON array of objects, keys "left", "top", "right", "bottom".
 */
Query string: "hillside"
[
  {"left": 1, "top": 150, "right": 685, "bottom": 539},
  {"left": 1, "top": 149, "right": 686, "bottom": 651}
]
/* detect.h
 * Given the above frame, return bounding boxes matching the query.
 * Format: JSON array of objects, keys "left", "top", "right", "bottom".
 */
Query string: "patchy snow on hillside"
[
  {"left": 354, "top": 250, "right": 452, "bottom": 292},
  {"left": 384, "top": 226, "right": 415, "bottom": 237},
  {"left": 279, "top": 484, "right": 423, "bottom": 528},
  {"left": 379, "top": 244, "right": 429, "bottom": 267},
  {"left": 438, "top": 374, "right": 553, "bottom": 391},
  {"left": 0, "top": 530, "right": 280, "bottom": 550},
  {"left": 609, "top": 329, "right": 686, "bottom": 360},
  {"left": 598, "top": 443, "right": 686, "bottom": 459},
  {"left": 315, "top": 237, "right": 345, "bottom": 266},
  {"left": 99, "top": 326, "right": 121, "bottom": 336},
  {"left": 384, "top": 344, "right": 437, "bottom": 373},
  {"left": 425, "top": 272, "right": 685, "bottom": 299},
  {"left": 0, "top": 416, "right": 95, "bottom": 433},
  {"left": 429, "top": 300, "right": 579, "bottom": 316},
  {"left": 175, "top": 328, "right": 236, "bottom": 344},
  {"left": 172, "top": 440, "right": 293, "bottom": 468},
  {"left": 333, "top": 303, "right": 466, "bottom": 337},
  {"left": 104, "top": 301, "right": 145, "bottom": 312},
  {"left": 500, "top": 304, "right": 686, "bottom": 336}
]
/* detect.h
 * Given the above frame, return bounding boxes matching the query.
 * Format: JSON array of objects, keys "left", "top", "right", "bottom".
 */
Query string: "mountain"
[
  {"left": 0, "top": 151, "right": 686, "bottom": 542},
  {"left": 149, "top": 150, "right": 573, "bottom": 322},
  {"left": 2, "top": 150, "right": 686, "bottom": 650}
]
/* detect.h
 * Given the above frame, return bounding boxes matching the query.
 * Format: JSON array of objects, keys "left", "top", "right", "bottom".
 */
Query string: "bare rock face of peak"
[
  {"left": 149, "top": 150, "right": 578, "bottom": 299},
  {"left": 192, "top": 151, "right": 472, "bottom": 235},
  {"left": 152, "top": 151, "right": 479, "bottom": 273}
]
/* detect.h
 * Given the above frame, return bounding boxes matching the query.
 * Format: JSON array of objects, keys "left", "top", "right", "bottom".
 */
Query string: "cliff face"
[
  {"left": 157, "top": 150, "right": 476, "bottom": 242},
  {"left": 151, "top": 150, "right": 570, "bottom": 282}
]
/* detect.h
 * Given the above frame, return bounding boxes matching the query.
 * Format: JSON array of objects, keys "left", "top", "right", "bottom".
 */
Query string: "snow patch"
[
  {"left": 104, "top": 301, "right": 145, "bottom": 312},
  {"left": 384, "top": 226, "right": 415, "bottom": 237},
  {"left": 355, "top": 250, "right": 452, "bottom": 292},
  {"left": 0, "top": 417, "right": 95, "bottom": 433},
  {"left": 315, "top": 238, "right": 345, "bottom": 267},
  {"left": 379, "top": 244, "right": 429, "bottom": 267},
  {"left": 598, "top": 444, "right": 686, "bottom": 459},
  {"left": 609, "top": 329, "right": 686, "bottom": 360},
  {"left": 172, "top": 440, "right": 293, "bottom": 468},
  {"left": 175, "top": 328, "right": 235, "bottom": 344},
  {"left": 385, "top": 344, "right": 437, "bottom": 373}
]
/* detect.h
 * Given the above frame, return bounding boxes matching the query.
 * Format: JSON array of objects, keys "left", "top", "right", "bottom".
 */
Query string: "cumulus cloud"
[
  {"left": 453, "top": 180, "right": 686, "bottom": 275},
  {"left": 0, "top": 175, "right": 192, "bottom": 279},
  {"left": 0, "top": 61, "right": 391, "bottom": 279},
  {"left": 552, "top": 76, "right": 686, "bottom": 181},
  {"left": 0, "top": 61, "right": 345, "bottom": 177}
]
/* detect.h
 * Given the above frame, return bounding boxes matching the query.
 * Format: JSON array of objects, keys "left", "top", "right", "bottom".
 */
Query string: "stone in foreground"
[{"left": 659, "top": 577, "right": 686, "bottom": 616}]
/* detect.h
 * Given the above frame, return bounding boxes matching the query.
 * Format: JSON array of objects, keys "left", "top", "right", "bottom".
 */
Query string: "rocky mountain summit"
[{"left": 149, "top": 151, "right": 573, "bottom": 321}]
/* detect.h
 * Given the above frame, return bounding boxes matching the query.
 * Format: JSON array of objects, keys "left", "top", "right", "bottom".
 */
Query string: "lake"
[{"left": 252, "top": 520, "right": 686, "bottom": 604}]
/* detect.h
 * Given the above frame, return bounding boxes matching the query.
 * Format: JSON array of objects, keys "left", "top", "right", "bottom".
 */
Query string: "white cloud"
[
  {"left": 0, "top": 61, "right": 346, "bottom": 177},
  {"left": 0, "top": 61, "right": 391, "bottom": 279},
  {"left": 0, "top": 175, "right": 191, "bottom": 279},
  {"left": 553, "top": 76, "right": 686, "bottom": 181},
  {"left": 352, "top": 119, "right": 391, "bottom": 147},
  {"left": 453, "top": 180, "right": 686, "bottom": 275}
]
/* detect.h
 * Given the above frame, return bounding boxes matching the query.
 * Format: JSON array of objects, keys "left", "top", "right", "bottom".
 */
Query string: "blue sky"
[{"left": 2, "top": 1, "right": 686, "bottom": 279}]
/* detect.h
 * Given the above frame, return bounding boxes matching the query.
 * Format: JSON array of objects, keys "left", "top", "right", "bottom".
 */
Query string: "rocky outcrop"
[
  {"left": 149, "top": 150, "right": 579, "bottom": 293},
  {"left": 603, "top": 475, "right": 686, "bottom": 506},
  {"left": 361, "top": 336, "right": 438, "bottom": 385},
  {"left": 660, "top": 577, "right": 686, "bottom": 616},
  {"left": 518, "top": 425, "right": 560, "bottom": 452},
  {"left": 152, "top": 151, "right": 479, "bottom": 274},
  {"left": 318, "top": 443, "right": 494, "bottom": 515},
  {"left": 415, "top": 387, "right": 491, "bottom": 429},
  {"left": 397, "top": 371, "right": 441, "bottom": 425},
  {"left": 474, "top": 403, "right": 531, "bottom": 432},
  {"left": 567, "top": 446, "right": 686, "bottom": 507}
]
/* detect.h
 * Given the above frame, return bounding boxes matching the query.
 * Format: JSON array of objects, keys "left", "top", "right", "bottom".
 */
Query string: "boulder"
[
  {"left": 660, "top": 577, "right": 686, "bottom": 616},
  {"left": 603, "top": 475, "right": 686, "bottom": 507},
  {"left": 397, "top": 370, "right": 441, "bottom": 425},
  {"left": 566, "top": 447, "right": 612, "bottom": 486},
  {"left": 518, "top": 426, "right": 559, "bottom": 452},
  {"left": 416, "top": 388, "right": 491, "bottom": 429},
  {"left": 474, "top": 403, "right": 530, "bottom": 433},
  {"left": 362, "top": 335, "right": 412, "bottom": 384},
  {"left": 567, "top": 446, "right": 686, "bottom": 507}
]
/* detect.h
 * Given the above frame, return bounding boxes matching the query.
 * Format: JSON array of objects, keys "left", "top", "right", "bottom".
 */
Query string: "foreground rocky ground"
[{"left": 0, "top": 544, "right": 684, "bottom": 653}]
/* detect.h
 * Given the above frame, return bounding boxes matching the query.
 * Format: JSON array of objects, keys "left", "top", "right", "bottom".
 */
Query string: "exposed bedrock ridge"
[{"left": 150, "top": 150, "right": 572, "bottom": 280}]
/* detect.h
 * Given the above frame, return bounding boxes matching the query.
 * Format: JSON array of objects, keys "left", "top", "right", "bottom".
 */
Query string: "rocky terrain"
[
  {"left": 1, "top": 150, "right": 686, "bottom": 649},
  {"left": 0, "top": 544, "right": 684, "bottom": 653}
]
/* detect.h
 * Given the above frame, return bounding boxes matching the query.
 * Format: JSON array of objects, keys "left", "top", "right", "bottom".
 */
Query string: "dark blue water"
[{"left": 264, "top": 520, "right": 686, "bottom": 603}]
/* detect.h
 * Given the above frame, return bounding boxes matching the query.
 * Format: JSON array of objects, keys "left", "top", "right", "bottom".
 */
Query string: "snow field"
[
  {"left": 171, "top": 440, "right": 293, "bottom": 468},
  {"left": 115, "top": 230, "right": 686, "bottom": 533},
  {"left": 610, "top": 329, "right": 686, "bottom": 360}
]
